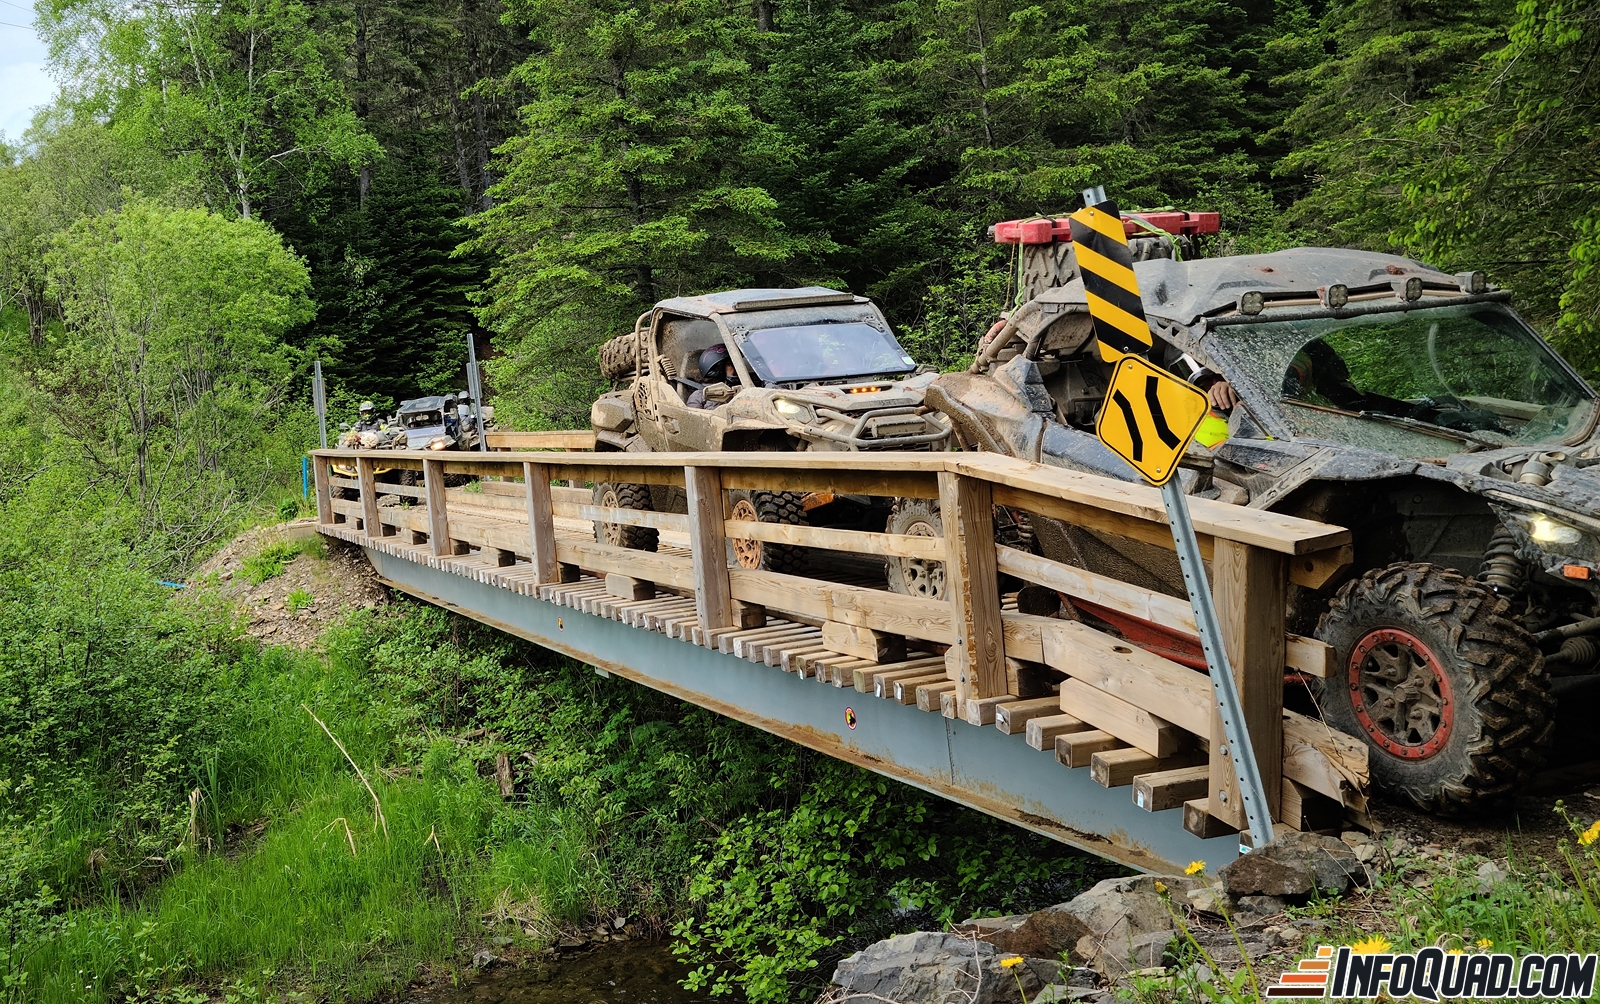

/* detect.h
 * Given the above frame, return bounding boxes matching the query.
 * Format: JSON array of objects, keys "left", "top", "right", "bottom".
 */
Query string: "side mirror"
[{"left": 338, "top": 422, "right": 351, "bottom": 430}]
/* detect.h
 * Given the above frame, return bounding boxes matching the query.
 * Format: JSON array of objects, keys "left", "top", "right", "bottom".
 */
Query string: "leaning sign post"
[{"left": 1074, "top": 185, "right": 1275, "bottom": 851}]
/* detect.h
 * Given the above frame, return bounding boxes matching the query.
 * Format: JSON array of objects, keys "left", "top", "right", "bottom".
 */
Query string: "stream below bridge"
[{"left": 398, "top": 942, "right": 724, "bottom": 1004}]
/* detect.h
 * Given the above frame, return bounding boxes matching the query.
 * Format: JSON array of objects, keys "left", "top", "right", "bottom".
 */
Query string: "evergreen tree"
[
  {"left": 466, "top": 0, "right": 828, "bottom": 426},
  {"left": 271, "top": 159, "right": 486, "bottom": 407}
]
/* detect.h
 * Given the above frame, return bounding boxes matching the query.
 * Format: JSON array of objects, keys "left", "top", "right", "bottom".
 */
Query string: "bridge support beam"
[{"left": 356, "top": 543, "right": 1243, "bottom": 875}]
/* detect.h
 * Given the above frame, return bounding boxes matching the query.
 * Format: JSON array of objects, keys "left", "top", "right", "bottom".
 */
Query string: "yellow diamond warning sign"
[{"left": 1095, "top": 355, "right": 1210, "bottom": 486}]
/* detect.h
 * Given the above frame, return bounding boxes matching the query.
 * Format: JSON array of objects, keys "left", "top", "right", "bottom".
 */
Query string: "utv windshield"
[
  {"left": 402, "top": 410, "right": 444, "bottom": 429},
  {"left": 733, "top": 322, "right": 916, "bottom": 385},
  {"left": 1224, "top": 303, "right": 1596, "bottom": 453}
]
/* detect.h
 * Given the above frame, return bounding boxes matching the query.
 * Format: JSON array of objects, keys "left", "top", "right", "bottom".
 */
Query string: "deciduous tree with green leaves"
[
  {"left": 42, "top": 199, "right": 313, "bottom": 564},
  {"left": 40, "top": 0, "right": 380, "bottom": 219}
]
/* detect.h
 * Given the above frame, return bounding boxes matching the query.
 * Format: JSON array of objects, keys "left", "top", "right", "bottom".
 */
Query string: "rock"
[
  {"left": 1057, "top": 875, "right": 1193, "bottom": 973},
  {"left": 1234, "top": 894, "right": 1288, "bottom": 921},
  {"left": 829, "top": 931, "right": 1054, "bottom": 1004},
  {"left": 1032, "top": 986, "right": 1101, "bottom": 1003},
  {"left": 1121, "top": 931, "right": 1177, "bottom": 975},
  {"left": 1219, "top": 852, "right": 1312, "bottom": 898},
  {"left": 1353, "top": 842, "right": 1379, "bottom": 863},
  {"left": 471, "top": 949, "right": 498, "bottom": 968},
  {"left": 1184, "top": 882, "right": 1228, "bottom": 916},
  {"left": 955, "top": 908, "right": 1092, "bottom": 960},
  {"left": 613, "top": 915, "right": 627, "bottom": 929},
  {"left": 1219, "top": 832, "right": 1364, "bottom": 902},
  {"left": 1476, "top": 860, "right": 1509, "bottom": 895}
]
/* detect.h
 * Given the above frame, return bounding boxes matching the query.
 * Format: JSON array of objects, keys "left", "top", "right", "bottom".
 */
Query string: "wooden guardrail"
[
  {"left": 484, "top": 430, "right": 596, "bottom": 450},
  {"left": 313, "top": 447, "right": 1365, "bottom": 841}
]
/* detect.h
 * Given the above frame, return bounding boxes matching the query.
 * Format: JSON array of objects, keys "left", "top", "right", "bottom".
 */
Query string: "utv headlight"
[
  {"left": 427, "top": 436, "right": 452, "bottom": 451},
  {"left": 1504, "top": 510, "right": 1595, "bottom": 557},
  {"left": 774, "top": 398, "right": 815, "bottom": 422},
  {"left": 1529, "top": 514, "right": 1584, "bottom": 547}
]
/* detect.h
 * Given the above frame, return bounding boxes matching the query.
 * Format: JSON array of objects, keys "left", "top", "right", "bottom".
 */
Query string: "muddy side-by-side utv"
[
  {"left": 919, "top": 211, "right": 1600, "bottom": 815},
  {"left": 588, "top": 286, "right": 951, "bottom": 573}
]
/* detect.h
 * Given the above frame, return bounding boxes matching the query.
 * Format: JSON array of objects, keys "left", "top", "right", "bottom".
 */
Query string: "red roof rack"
[{"left": 991, "top": 210, "right": 1221, "bottom": 245}]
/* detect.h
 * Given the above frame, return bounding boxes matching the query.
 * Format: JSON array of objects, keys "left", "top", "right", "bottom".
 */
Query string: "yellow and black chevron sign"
[
  {"left": 1095, "top": 355, "right": 1210, "bottom": 486},
  {"left": 1068, "top": 199, "right": 1152, "bottom": 363}
]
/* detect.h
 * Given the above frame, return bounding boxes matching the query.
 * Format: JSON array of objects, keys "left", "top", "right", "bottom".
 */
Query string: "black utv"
[{"left": 928, "top": 239, "right": 1599, "bottom": 815}]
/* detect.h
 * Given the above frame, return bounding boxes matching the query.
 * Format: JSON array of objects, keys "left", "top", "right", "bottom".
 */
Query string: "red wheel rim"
[{"left": 1348, "top": 627, "right": 1453, "bottom": 760}]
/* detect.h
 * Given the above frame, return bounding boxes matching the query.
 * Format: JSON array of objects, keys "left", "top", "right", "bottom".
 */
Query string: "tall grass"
[{"left": 15, "top": 614, "right": 645, "bottom": 1003}]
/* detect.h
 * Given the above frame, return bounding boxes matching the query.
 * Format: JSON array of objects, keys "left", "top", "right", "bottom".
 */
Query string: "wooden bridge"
[{"left": 311, "top": 446, "right": 1367, "bottom": 873}]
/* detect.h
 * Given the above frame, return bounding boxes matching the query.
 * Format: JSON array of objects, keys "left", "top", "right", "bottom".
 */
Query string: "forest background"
[{"left": 1, "top": 0, "right": 1599, "bottom": 1001}]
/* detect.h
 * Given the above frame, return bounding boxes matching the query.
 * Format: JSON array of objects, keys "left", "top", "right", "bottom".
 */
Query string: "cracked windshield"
[{"left": 1225, "top": 303, "right": 1596, "bottom": 455}]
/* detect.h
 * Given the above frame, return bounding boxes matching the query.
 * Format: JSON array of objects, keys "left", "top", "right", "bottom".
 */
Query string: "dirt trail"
[{"left": 189, "top": 518, "right": 389, "bottom": 648}]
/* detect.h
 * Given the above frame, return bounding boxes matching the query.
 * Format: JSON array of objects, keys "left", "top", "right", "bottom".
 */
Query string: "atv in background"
[
  {"left": 923, "top": 212, "right": 1600, "bottom": 816},
  {"left": 590, "top": 286, "right": 951, "bottom": 572}
]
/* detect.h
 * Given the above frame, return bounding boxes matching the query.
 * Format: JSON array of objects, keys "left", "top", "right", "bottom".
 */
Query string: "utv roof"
[
  {"left": 654, "top": 286, "right": 869, "bottom": 317},
  {"left": 1026, "top": 248, "right": 1480, "bottom": 328},
  {"left": 398, "top": 396, "right": 450, "bottom": 413}
]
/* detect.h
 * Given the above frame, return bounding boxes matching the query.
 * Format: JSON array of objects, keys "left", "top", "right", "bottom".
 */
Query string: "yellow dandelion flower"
[
  {"left": 1153, "top": 880, "right": 1167, "bottom": 894},
  {"left": 1477, "top": 938, "right": 1494, "bottom": 950},
  {"left": 1000, "top": 956, "right": 1025, "bottom": 969},
  {"left": 1351, "top": 935, "right": 1392, "bottom": 955},
  {"left": 1447, "top": 948, "right": 1465, "bottom": 955},
  {"left": 1185, "top": 861, "right": 1206, "bottom": 876},
  {"left": 1580, "top": 820, "right": 1600, "bottom": 847}
]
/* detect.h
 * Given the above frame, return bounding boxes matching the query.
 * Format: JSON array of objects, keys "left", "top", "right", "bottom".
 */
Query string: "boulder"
[
  {"left": 1219, "top": 832, "right": 1364, "bottom": 902},
  {"left": 1218, "top": 852, "right": 1313, "bottom": 898},
  {"left": 955, "top": 907, "right": 1094, "bottom": 960},
  {"left": 829, "top": 931, "right": 1060, "bottom": 1004},
  {"left": 1055, "top": 875, "right": 1195, "bottom": 975}
]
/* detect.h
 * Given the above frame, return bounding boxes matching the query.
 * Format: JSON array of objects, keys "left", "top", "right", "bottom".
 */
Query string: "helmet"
[
  {"left": 359, "top": 401, "right": 374, "bottom": 413},
  {"left": 699, "top": 344, "right": 731, "bottom": 379}
]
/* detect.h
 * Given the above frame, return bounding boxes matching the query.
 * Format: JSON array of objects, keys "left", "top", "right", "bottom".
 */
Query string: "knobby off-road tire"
[
  {"left": 727, "top": 490, "right": 807, "bottom": 574},
  {"left": 1315, "top": 562, "right": 1553, "bottom": 815},
  {"left": 593, "top": 481, "right": 658, "bottom": 551},
  {"left": 598, "top": 333, "right": 640, "bottom": 382},
  {"left": 884, "top": 499, "right": 1033, "bottom": 601}
]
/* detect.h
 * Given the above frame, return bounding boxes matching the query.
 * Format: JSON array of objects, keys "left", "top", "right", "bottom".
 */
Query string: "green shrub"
[{"left": 285, "top": 588, "right": 313, "bottom": 612}]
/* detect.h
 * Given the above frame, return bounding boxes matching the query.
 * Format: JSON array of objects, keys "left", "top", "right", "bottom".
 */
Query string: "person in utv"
[{"left": 687, "top": 344, "right": 741, "bottom": 410}]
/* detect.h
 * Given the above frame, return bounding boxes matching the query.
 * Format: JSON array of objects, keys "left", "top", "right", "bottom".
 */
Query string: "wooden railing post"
[
  {"left": 522, "top": 460, "right": 559, "bottom": 585},
  {"left": 312, "top": 454, "right": 333, "bottom": 526},
  {"left": 357, "top": 456, "right": 389, "bottom": 536},
  {"left": 424, "top": 457, "right": 463, "bottom": 556},
  {"left": 939, "top": 470, "right": 1005, "bottom": 708},
  {"left": 685, "top": 464, "right": 733, "bottom": 632},
  {"left": 1209, "top": 539, "right": 1286, "bottom": 832}
]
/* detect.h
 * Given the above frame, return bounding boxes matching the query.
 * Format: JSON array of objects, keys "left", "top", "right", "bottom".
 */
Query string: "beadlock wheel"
[
  {"left": 1348, "top": 627, "right": 1454, "bottom": 760},
  {"left": 1316, "top": 562, "right": 1552, "bottom": 815},
  {"left": 730, "top": 497, "right": 762, "bottom": 569}
]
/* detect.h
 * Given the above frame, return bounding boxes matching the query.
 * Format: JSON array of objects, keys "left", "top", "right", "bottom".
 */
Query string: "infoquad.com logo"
[{"left": 1266, "top": 942, "right": 1598, "bottom": 999}]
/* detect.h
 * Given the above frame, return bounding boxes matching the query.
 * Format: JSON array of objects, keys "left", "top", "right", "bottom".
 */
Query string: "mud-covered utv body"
[
  {"left": 589, "top": 286, "right": 951, "bottom": 573},
  {"left": 929, "top": 245, "right": 1600, "bottom": 814},
  {"left": 593, "top": 286, "right": 948, "bottom": 454},
  {"left": 397, "top": 394, "right": 483, "bottom": 451}
]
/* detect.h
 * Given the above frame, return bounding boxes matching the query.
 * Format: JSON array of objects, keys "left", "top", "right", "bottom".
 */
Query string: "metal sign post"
[
  {"left": 466, "top": 334, "right": 489, "bottom": 452},
  {"left": 1076, "top": 184, "right": 1275, "bottom": 850},
  {"left": 312, "top": 359, "right": 328, "bottom": 449},
  {"left": 1160, "top": 480, "right": 1275, "bottom": 850}
]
